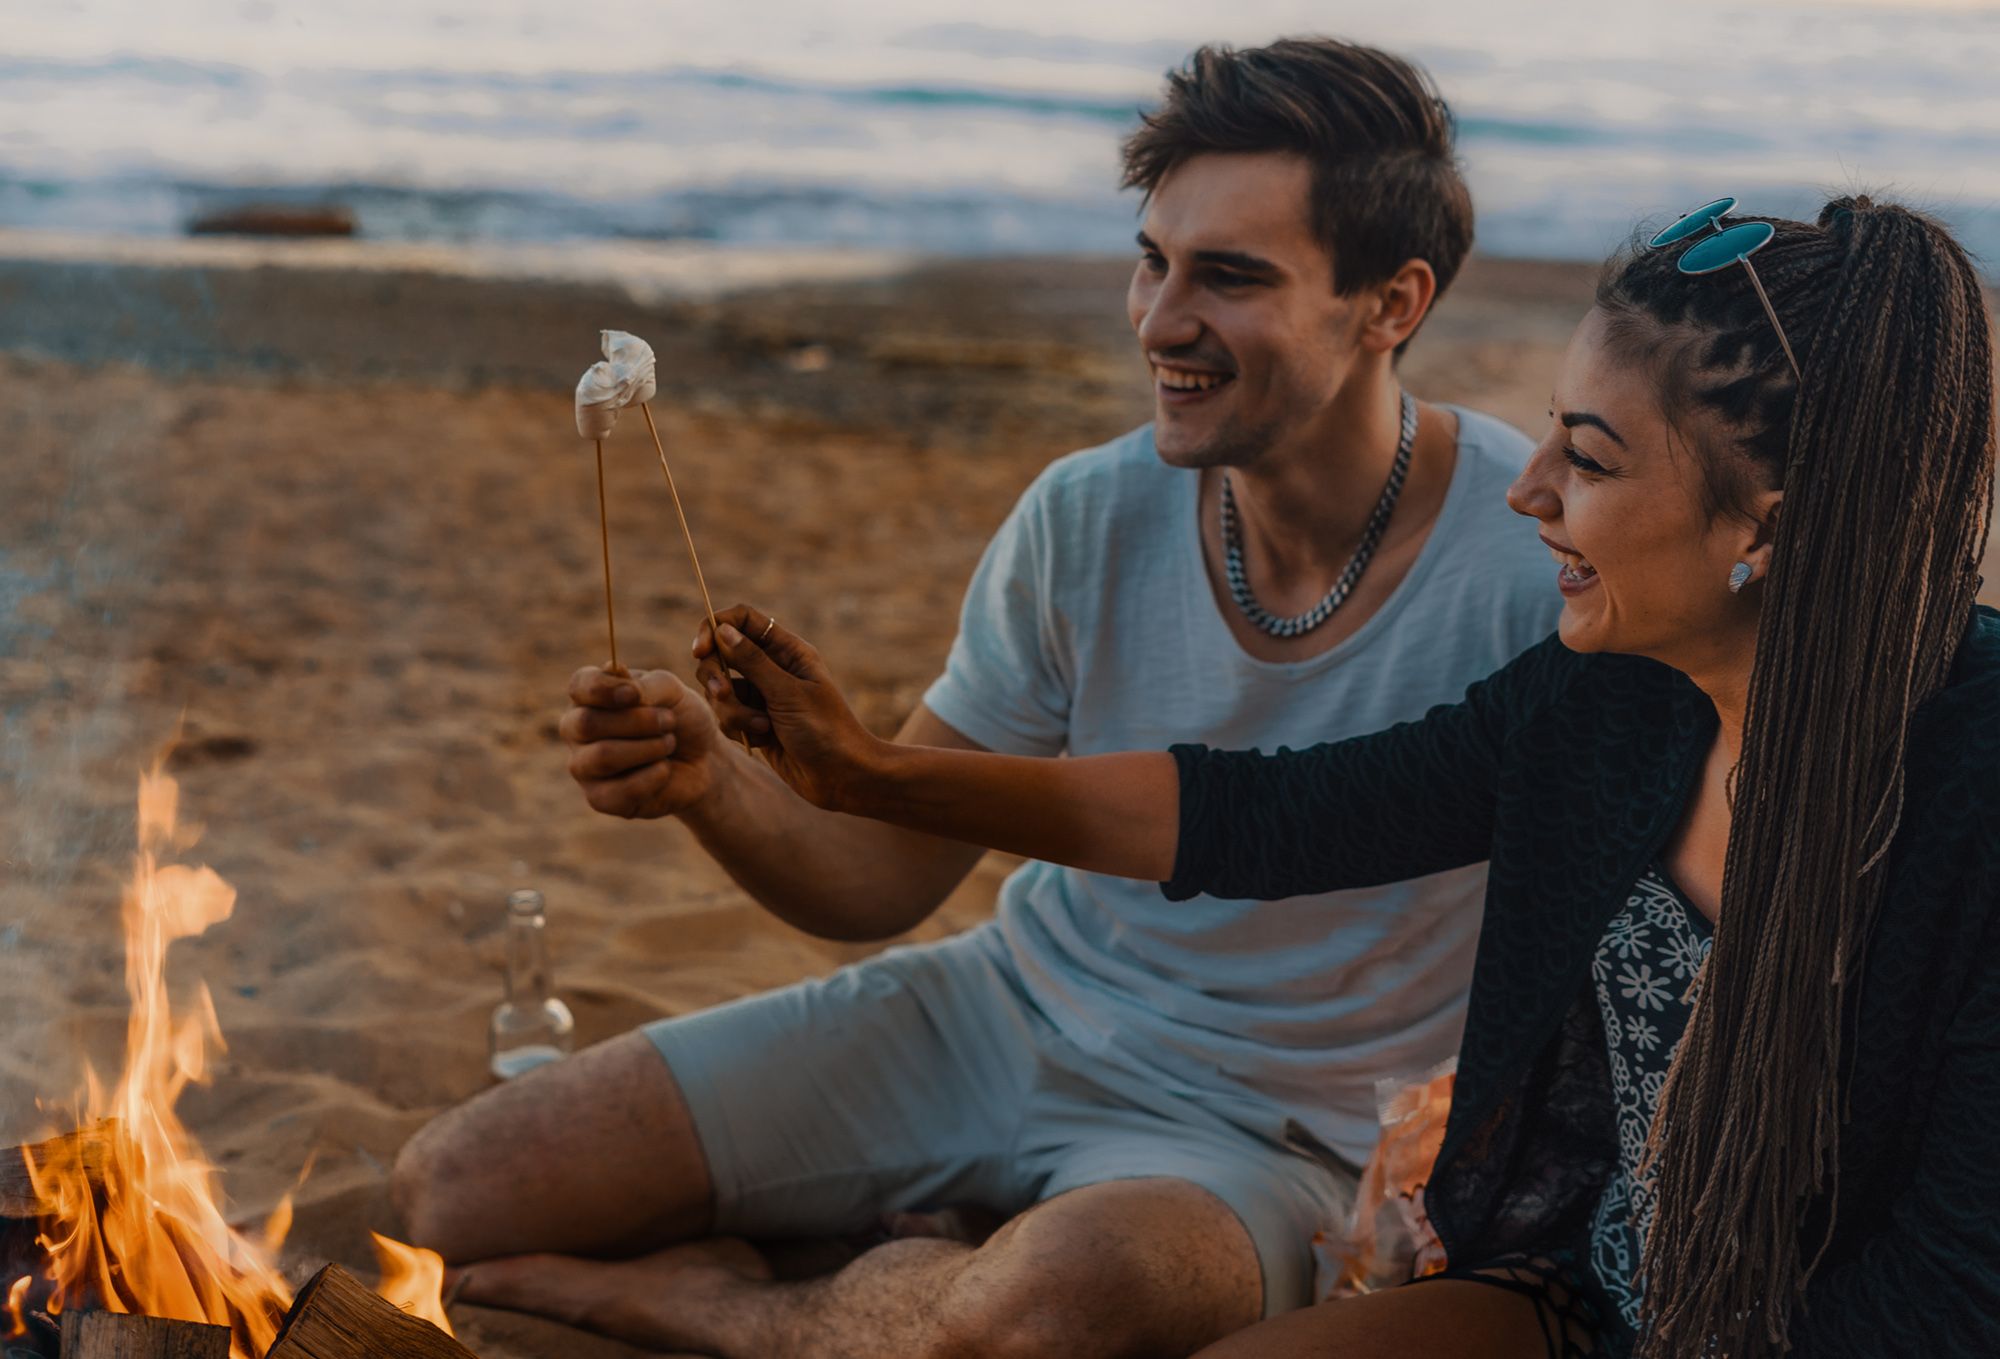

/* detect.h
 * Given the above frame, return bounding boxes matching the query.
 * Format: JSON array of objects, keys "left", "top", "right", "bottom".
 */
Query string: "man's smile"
[{"left": 1152, "top": 362, "right": 1237, "bottom": 405}]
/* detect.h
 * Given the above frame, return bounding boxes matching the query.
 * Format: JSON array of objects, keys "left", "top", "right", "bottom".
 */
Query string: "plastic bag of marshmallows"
[{"left": 1314, "top": 1057, "right": 1456, "bottom": 1299}]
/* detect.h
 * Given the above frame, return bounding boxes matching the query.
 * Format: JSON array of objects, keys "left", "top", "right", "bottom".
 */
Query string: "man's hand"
[
  {"left": 694, "top": 605, "right": 885, "bottom": 813},
  {"left": 562, "top": 665, "right": 725, "bottom": 819}
]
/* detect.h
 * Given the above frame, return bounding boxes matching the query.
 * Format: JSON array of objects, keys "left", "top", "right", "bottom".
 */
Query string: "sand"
[{"left": 0, "top": 245, "right": 1989, "bottom": 1358}]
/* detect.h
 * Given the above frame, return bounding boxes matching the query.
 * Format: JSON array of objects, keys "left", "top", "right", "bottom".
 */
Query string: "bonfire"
[{"left": 3, "top": 760, "right": 464, "bottom": 1358}]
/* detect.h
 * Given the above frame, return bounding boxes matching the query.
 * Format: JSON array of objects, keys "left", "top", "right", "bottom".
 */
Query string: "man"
[{"left": 392, "top": 37, "right": 1560, "bottom": 1359}]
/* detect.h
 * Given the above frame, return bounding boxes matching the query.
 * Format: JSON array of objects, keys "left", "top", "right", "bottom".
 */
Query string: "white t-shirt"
[{"left": 923, "top": 408, "right": 1563, "bottom": 1164}]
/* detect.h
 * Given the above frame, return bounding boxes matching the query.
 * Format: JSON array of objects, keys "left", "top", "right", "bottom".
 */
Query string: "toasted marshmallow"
[
  {"left": 575, "top": 360, "right": 625, "bottom": 438},
  {"left": 601, "top": 329, "right": 657, "bottom": 405},
  {"left": 574, "top": 329, "right": 658, "bottom": 438}
]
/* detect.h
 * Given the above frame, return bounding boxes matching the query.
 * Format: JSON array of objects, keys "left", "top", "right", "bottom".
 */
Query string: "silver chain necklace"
[{"left": 1221, "top": 391, "right": 1417, "bottom": 639}]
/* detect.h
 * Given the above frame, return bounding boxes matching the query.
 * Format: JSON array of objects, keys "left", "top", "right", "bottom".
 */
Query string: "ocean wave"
[
  {"left": 8, "top": 168, "right": 1994, "bottom": 272},
  {"left": 2, "top": 1, "right": 1998, "bottom": 268}
]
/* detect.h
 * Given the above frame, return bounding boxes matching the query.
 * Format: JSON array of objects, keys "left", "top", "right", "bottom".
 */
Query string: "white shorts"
[{"left": 644, "top": 925, "right": 1356, "bottom": 1316}]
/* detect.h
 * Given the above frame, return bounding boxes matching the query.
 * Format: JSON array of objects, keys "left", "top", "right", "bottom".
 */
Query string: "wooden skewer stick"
[
  {"left": 637, "top": 403, "right": 751, "bottom": 750},
  {"left": 637, "top": 404, "right": 723, "bottom": 646},
  {"left": 593, "top": 437, "right": 625, "bottom": 677}
]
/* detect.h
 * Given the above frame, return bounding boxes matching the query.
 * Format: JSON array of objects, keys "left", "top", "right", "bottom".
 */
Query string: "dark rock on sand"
[{"left": 188, "top": 206, "right": 357, "bottom": 238}]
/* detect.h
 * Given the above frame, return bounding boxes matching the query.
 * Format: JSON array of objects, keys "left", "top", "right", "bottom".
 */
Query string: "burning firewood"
[
  {"left": 9, "top": 1261, "right": 479, "bottom": 1359},
  {"left": 6, "top": 763, "right": 458, "bottom": 1357},
  {"left": 59, "top": 1310, "right": 231, "bottom": 1359},
  {"left": 264, "top": 1265, "right": 478, "bottom": 1359},
  {"left": 1, "top": 1129, "right": 110, "bottom": 1221}
]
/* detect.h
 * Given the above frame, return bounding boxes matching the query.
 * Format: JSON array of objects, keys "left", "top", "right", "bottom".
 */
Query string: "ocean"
[{"left": 5, "top": 0, "right": 1999, "bottom": 265}]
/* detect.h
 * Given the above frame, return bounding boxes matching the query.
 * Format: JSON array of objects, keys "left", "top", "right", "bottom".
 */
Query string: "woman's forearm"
[
  {"left": 840, "top": 743, "right": 1181, "bottom": 882},
  {"left": 702, "top": 611, "right": 1181, "bottom": 881}
]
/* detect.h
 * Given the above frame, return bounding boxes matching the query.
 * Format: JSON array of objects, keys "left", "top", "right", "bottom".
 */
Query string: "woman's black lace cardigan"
[{"left": 1165, "top": 606, "right": 2000, "bottom": 1356}]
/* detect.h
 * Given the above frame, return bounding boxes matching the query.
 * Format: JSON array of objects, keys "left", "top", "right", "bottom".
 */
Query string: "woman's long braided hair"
[{"left": 1596, "top": 198, "right": 1995, "bottom": 1356}]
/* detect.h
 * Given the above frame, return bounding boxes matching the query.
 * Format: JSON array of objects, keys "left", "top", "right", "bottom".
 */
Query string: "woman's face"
[{"left": 1506, "top": 307, "right": 1776, "bottom": 668}]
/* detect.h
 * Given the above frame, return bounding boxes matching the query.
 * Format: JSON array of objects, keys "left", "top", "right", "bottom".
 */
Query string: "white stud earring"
[{"left": 1728, "top": 561, "right": 1753, "bottom": 594}]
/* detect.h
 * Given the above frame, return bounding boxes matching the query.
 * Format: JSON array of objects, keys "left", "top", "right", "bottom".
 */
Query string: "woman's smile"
[{"left": 1542, "top": 533, "right": 1601, "bottom": 596}]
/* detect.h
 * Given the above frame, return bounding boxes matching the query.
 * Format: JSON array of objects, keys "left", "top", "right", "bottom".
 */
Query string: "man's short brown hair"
[{"left": 1122, "top": 38, "right": 1475, "bottom": 306}]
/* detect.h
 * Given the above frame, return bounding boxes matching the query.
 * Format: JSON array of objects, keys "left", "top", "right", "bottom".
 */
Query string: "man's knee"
[
  {"left": 389, "top": 1096, "right": 490, "bottom": 1259},
  {"left": 388, "top": 1030, "right": 712, "bottom": 1263},
  {"left": 933, "top": 1180, "right": 1263, "bottom": 1359},
  {"left": 935, "top": 1286, "right": 1088, "bottom": 1359}
]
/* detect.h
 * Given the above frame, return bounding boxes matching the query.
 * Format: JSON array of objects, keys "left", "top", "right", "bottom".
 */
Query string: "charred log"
[
  {"left": 265, "top": 1265, "right": 479, "bottom": 1359},
  {"left": 1, "top": 1130, "right": 110, "bottom": 1221},
  {"left": 57, "top": 1311, "right": 230, "bottom": 1359}
]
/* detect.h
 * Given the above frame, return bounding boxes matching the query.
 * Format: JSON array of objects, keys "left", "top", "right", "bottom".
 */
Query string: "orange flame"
[
  {"left": 371, "top": 1233, "right": 456, "bottom": 1337},
  {"left": 6, "top": 1275, "right": 29, "bottom": 1339},
  {"left": 20, "top": 760, "right": 449, "bottom": 1355}
]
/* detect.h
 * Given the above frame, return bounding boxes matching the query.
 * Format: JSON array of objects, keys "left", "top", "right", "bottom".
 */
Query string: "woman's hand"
[
  {"left": 696, "top": 603, "right": 1178, "bottom": 880},
  {"left": 693, "top": 604, "right": 886, "bottom": 812}
]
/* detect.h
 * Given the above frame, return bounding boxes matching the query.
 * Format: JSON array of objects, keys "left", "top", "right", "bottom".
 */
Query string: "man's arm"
[
  {"left": 680, "top": 702, "right": 992, "bottom": 940},
  {"left": 563, "top": 665, "right": 987, "bottom": 942}
]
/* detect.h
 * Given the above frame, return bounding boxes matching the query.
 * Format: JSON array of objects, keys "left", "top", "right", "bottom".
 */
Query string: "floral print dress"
[{"left": 1586, "top": 865, "right": 1715, "bottom": 1332}]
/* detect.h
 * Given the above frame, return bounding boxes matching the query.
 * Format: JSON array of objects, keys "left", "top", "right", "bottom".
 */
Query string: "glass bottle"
[{"left": 488, "top": 888, "right": 575, "bottom": 1080}]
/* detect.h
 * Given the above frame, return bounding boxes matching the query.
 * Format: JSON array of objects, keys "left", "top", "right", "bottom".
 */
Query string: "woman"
[{"left": 686, "top": 197, "right": 1998, "bottom": 1357}]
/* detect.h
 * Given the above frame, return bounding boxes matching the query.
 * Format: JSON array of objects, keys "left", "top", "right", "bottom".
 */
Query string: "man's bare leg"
[
  {"left": 455, "top": 1178, "right": 1264, "bottom": 1359},
  {"left": 390, "top": 1030, "right": 713, "bottom": 1261}
]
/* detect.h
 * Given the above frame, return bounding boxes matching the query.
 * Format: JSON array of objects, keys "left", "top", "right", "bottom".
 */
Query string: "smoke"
[{"left": 0, "top": 377, "right": 183, "bottom": 1139}]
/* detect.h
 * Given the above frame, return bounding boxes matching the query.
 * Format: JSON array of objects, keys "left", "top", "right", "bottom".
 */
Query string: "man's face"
[{"left": 1127, "top": 151, "right": 1365, "bottom": 469}]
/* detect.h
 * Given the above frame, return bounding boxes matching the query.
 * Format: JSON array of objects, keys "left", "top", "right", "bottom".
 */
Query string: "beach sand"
[{"left": 0, "top": 245, "right": 1989, "bottom": 1357}]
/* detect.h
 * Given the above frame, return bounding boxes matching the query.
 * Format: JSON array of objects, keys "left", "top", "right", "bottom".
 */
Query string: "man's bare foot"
[
  {"left": 751, "top": 1206, "right": 1007, "bottom": 1282},
  {"left": 453, "top": 1237, "right": 770, "bottom": 1350},
  {"left": 881, "top": 1205, "right": 1006, "bottom": 1246}
]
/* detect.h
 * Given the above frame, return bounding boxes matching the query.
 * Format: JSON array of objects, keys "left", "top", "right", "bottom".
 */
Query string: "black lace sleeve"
[{"left": 1162, "top": 633, "right": 1575, "bottom": 902}]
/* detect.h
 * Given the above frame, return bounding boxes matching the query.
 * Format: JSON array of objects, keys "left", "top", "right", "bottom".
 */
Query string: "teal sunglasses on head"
[{"left": 1650, "top": 197, "right": 1802, "bottom": 379}]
